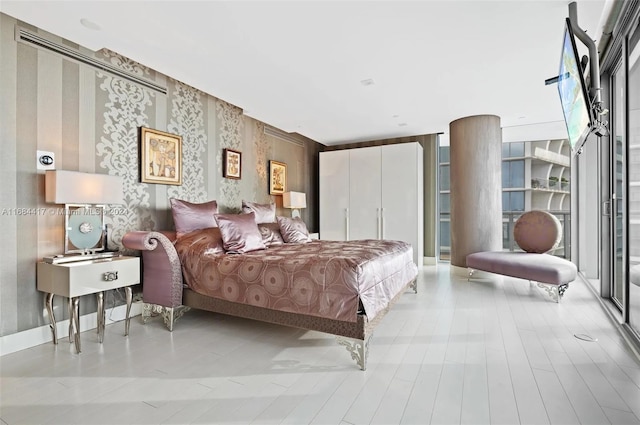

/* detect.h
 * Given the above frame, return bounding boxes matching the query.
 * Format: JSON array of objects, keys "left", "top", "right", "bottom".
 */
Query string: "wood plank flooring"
[{"left": 2, "top": 265, "right": 640, "bottom": 425}]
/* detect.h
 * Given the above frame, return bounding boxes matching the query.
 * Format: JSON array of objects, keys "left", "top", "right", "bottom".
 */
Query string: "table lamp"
[
  {"left": 45, "top": 170, "right": 124, "bottom": 254},
  {"left": 283, "top": 191, "right": 306, "bottom": 218}
]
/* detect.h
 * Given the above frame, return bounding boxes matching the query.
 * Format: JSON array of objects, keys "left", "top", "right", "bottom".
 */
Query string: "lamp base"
[{"left": 291, "top": 209, "right": 301, "bottom": 218}]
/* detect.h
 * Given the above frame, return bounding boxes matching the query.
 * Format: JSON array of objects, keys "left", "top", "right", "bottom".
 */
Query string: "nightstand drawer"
[{"left": 37, "top": 257, "right": 140, "bottom": 297}]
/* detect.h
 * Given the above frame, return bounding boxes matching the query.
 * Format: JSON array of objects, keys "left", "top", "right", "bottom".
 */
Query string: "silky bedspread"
[{"left": 175, "top": 234, "right": 417, "bottom": 322}]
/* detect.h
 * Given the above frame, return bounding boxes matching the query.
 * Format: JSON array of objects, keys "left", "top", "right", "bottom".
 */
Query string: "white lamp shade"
[
  {"left": 283, "top": 191, "right": 306, "bottom": 209},
  {"left": 45, "top": 170, "right": 124, "bottom": 205}
]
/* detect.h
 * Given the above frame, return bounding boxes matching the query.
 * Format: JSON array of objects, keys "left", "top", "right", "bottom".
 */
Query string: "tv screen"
[{"left": 557, "top": 17, "right": 593, "bottom": 153}]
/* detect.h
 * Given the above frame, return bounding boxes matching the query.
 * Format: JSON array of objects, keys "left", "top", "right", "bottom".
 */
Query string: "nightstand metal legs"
[
  {"left": 95, "top": 288, "right": 132, "bottom": 341},
  {"left": 125, "top": 287, "right": 132, "bottom": 336},
  {"left": 44, "top": 293, "right": 80, "bottom": 352},
  {"left": 44, "top": 293, "right": 57, "bottom": 344},
  {"left": 43, "top": 288, "right": 133, "bottom": 354},
  {"left": 96, "top": 292, "right": 105, "bottom": 343},
  {"left": 68, "top": 298, "right": 73, "bottom": 344},
  {"left": 70, "top": 297, "right": 81, "bottom": 353}
]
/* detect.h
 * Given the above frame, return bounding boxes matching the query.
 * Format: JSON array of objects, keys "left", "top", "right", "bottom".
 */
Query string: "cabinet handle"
[{"left": 103, "top": 271, "right": 118, "bottom": 281}]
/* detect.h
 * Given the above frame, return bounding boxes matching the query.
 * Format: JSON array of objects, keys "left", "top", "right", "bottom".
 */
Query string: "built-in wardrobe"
[{"left": 319, "top": 142, "right": 423, "bottom": 266}]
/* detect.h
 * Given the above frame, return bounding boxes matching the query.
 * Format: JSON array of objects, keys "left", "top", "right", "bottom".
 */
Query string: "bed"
[{"left": 121, "top": 200, "right": 418, "bottom": 370}]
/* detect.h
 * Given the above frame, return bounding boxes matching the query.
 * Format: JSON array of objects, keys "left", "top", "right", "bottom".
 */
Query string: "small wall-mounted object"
[{"left": 37, "top": 151, "right": 55, "bottom": 171}]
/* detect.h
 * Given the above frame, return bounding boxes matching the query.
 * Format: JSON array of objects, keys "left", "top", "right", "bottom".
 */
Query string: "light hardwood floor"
[{"left": 2, "top": 265, "right": 640, "bottom": 425}]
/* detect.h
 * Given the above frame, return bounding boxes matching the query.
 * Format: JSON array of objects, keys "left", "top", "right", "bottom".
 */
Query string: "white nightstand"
[{"left": 37, "top": 255, "right": 140, "bottom": 353}]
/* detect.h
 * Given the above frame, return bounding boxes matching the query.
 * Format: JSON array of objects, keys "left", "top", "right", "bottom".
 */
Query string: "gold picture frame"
[
  {"left": 269, "top": 160, "right": 286, "bottom": 194},
  {"left": 139, "top": 127, "right": 182, "bottom": 185},
  {"left": 223, "top": 148, "right": 242, "bottom": 179}
]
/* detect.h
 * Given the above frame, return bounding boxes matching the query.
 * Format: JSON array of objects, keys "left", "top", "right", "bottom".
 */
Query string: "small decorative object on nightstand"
[{"left": 37, "top": 256, "right": 140, "bottom": 353}]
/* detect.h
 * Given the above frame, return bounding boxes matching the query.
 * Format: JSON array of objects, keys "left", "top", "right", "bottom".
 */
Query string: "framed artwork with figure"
[
  {"left": 139, "top": 127, "right": 182, "bottom": 185},
  {"left": 269, "top": 160, "right": 286, "bottom": 194}
]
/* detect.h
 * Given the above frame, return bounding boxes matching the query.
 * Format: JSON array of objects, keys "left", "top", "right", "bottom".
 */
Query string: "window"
[
  {"left": 440, "top": 220, "right": 450, "bottom": 248},
  {"left": 440, "top": 193, "right": 450, "bottom": 213},
  {"left": 502, "top": 142, "right": 525, "bottom": 158},
  {"left": 439, "top": 146, "right": 450, "bottom": 163},
  {"left": 503, "top": 191, "right": 525, "bottom": 212},
  {"left": 502, "top": 160, "right": 525, "bottom": 188},
  {"left": 440, "top": 165, "right": 450, "bottom": 191}
]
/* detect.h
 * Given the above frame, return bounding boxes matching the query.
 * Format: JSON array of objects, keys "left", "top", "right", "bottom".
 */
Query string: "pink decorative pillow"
[
  {"left": 277, "top": 216, "right": 311, "bottom": 244},
  {"left": 258, "top": 223, "right": 285, "bottom": 247},
  {"left": 214, "top": 212, "right": 266, "bottom": 253},
  {"left": 170, "top": 198, "right": 218, "bottom": 238},
  {"left": 241, "top": 200, "right": 276, "bottom": 224},
  {"left": 514, "top": 210, "right": 562, "bottom": 253}
]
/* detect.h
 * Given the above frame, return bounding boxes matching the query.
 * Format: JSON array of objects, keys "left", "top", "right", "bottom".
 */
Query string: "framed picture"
[
  {"left": 223, "top": 149, "right": 242, "bottom": 179},
  {"left": 139, "top": 127, "right": 182, "bottom": 185},
  {"left": 269, "top": 160, "right": 286, "bottom": 194}
]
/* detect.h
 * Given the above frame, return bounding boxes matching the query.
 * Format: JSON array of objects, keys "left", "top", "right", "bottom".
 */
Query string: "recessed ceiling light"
[
  {"left": 80, "top": 18, "right": 101, "bottom": 31},
  {"left": 360, "top": 78, "right": 375, "bottom": 86},
  {"left": 518, "top": 116, "right": 526, "bottom": 119},
  {"left": 392, "top": 115, "right": 400, "bottom": 118},
  {"left": 398, "top": 123, "right": 408, "bottom": 127}
]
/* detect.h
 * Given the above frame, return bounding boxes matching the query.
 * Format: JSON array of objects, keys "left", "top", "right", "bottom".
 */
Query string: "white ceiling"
[{"left": 0, "top": 0, "right": 608, "bottom": 145}]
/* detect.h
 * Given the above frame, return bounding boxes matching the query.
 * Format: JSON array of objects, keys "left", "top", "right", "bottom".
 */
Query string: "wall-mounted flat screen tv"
[{"left": 557, "top": 17, "right": 593, "bottom": 154}]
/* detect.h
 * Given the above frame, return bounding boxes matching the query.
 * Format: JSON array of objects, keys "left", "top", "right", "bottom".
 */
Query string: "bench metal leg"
[{"left": 537, "top": 283, "right": 569, "bottom": 303}]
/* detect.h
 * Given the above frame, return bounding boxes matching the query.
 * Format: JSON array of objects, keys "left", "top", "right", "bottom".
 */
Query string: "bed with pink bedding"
[{"left": 122, "top": 228, "right": 417, "bottom": 370}]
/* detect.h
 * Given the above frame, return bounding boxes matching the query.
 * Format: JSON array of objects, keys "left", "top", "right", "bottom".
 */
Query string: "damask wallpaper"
[{"left": 0, "top": 13, "right": 322, "bottom": 339}]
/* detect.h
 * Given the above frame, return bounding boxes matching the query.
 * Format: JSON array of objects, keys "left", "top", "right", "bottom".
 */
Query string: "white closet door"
[
  {"left": 381, "top": 143, "right": 423, "bottom": 265},
  {"left": 349, "top": 146, "right": 382, "bottom": 240},
  {"left": 319, "top": 150, "right": 350, "bottom": 240}
]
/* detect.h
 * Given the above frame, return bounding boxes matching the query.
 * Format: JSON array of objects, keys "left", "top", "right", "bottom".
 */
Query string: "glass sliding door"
[
  {"left": 611, "top": 61, "right": 626, "bottom": 309},
  {"left": 627, "top": 21, "right": 640, "bottom": 333},
  {"left": 438, "top": 143, "right": 451, "bottom": 261}
]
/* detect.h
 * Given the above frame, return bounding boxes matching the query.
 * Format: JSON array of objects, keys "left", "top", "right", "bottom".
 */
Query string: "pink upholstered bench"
[
  {"left": 466, "top": 251, "right": 577, "bottom": 301},
  {"left": 466, "top": 210, "right": 577, "bottom": 302}
]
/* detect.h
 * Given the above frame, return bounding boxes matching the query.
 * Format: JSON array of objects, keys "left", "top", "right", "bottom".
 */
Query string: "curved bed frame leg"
[
  {"left": 336, "top": 335, "right": 372, "bottom": 371},
  {"left": 142, "top": 303, "right": 191, "bottom": 331},
  {"left": 410, "top": 279, "right": 418, "bottom": 294}
]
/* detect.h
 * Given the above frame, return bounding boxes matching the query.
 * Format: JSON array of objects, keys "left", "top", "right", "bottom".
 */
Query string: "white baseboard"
[
  {"left": 0, "top": 302, "right": 142, "bottom": 357},
  {"left": 423, "top": 257, "right": 437, "bottom": 266}
]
